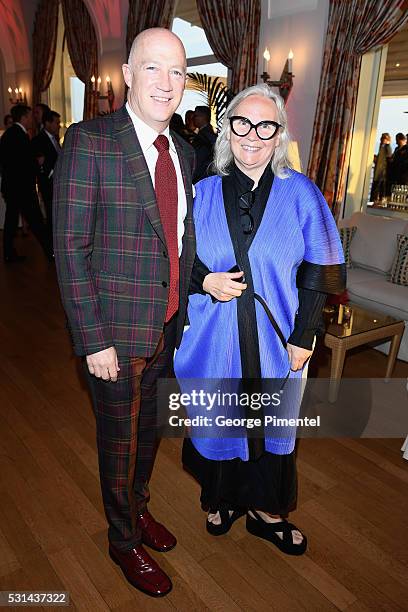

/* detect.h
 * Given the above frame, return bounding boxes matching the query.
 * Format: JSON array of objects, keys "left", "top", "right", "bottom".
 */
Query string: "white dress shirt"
[
  {"left": 125, "top": 102, "right": 187, "bottom": 256},
  {"left": 15, "top": 122, "right": 28, "bottom": 134},
  {"left": 45, "top": 129, "right": 61, "bottom": 152}
]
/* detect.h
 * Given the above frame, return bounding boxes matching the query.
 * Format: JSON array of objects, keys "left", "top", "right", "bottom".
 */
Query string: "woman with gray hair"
[{"left": 174, "top": 84, "right": 346, "bottom": 555}]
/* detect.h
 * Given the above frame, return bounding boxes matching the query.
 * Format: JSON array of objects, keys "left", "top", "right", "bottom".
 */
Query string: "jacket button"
[
  {"left": 162, "top": 281, "right": 168, "bottom": 288},
  {"left": 163, "top": 251, "right": 168, "bottom": 258}
]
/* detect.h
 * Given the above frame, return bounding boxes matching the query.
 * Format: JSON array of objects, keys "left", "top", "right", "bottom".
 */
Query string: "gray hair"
[{"left": 213, "top": 84, "right": 292, "bottom": 179}]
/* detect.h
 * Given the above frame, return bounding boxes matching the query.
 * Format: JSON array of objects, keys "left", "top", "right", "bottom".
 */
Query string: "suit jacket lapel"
[
  {"left": 113, "top": 106, "right": 165, "bottom": 246},
  {"left": 171, "top": 132, "right": 193, "bottom": 199},
  {"left": 42, "top": 132, "right": 58, "bottom": 165},
  {"left": 171, "top": 132, "right": 193, "bottom": 257}
]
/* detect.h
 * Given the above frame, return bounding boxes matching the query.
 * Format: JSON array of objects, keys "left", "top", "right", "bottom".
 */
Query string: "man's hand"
[
  {"left": 286, "top": 343, "right": 313, "bottom": 372},
  {"left": 86, "top": 346, "right": 120, "bottom": 382},
  {"left": 203, "top": 271, "right": 247, "bottom": 302}
]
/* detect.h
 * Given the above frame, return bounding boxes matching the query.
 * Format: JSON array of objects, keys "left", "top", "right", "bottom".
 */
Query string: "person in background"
[
  {"left": 2, "top": 111, "right": 30, "bottom": 236},
  {"left": 3, "top": 114, "right": 13, "bottom": 129},
  {"left": 185, "top": 109, "right": 196, "bottom": 134},
  {"left": 169, "top": 112, "right": 192, "bottom": 143},
  {"left": 192, "top": 105, "right": 217, "bottom": 182},
  {"left": 0, "top": 114, "right": 13, "bottom": 139},
  {"left": 33, "top": 102, "right": 51, "bottom": 134},
  {"left": 370, "top": 132, "right": 392, "bottom": 201},
  {"left": 0, "top": 104, "right": 53, "bottom": 263},
  {"left": 391, "top": 137, "right": 408, "bottom": 186},
  {"left": 389, "top": 132, "right": 408, "bottom": 189},
  {"left": 171, "top": 112, "right": 198, "bottom": 145},
  {"left": 32, "top": 110, "right": 61, "bottom": 243},
  {"left": 394, "top": 132, "right": 407, "bottom": 153}
]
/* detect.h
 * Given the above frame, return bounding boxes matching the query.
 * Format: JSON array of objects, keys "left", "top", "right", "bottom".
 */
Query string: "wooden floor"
[{"left": 1, "top": 234, "right": 408, "bottom": 611}]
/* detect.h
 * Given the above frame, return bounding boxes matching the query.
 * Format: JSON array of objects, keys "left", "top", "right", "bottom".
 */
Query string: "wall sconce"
[
  {"left": 261, "top": 48, "right": 294, "bottom": 104},
  {"left": 8, "top": 86, "right": 27, "bottom": 105},
  {"left": 90, "top": 75, "right": 115, "bottom": 113}
]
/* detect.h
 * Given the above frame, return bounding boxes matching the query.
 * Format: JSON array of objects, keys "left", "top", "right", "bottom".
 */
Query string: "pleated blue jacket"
[{"left": 174, "top": 170, "right": 344, "bottom": 460}]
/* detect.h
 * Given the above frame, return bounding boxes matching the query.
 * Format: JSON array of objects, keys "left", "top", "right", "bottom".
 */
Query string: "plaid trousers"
[{"left": 84, "top": 317, "right": 177, "bottom": 551}]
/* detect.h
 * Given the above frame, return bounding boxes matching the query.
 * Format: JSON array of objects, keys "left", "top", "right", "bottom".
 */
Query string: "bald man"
[{"left": 53, "top": 29, "right": 195, "bottom": 597}]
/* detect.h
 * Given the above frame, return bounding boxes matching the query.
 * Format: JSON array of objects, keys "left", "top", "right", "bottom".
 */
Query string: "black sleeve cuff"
[
  {"left": 287, "top": 326, "right": 317, "bottom": 350},
  {"left": 189, "top": 255, "right": 211, "bottom": 295},
  {"left": 287, "top": 289, "right": 327, "bottom": 349},
  {"left": 296, "top": 260, "right": 346, "bottom": 295}
]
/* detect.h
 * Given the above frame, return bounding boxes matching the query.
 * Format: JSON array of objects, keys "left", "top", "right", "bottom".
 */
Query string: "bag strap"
[{"left": 254, "top": 293, "right": 287, "bottom": 349}]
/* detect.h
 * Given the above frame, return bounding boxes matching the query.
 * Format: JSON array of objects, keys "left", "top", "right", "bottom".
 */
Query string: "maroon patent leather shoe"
[
  {"left": 109, "top": 544, "right": 172, "bottom": 597},
  {"left": 139, "top": 510, "right": 177, "bottom": 552}
]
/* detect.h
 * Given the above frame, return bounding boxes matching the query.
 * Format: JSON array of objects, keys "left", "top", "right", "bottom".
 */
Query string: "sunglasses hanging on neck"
[{"left": 239, "top": 190, "right": 255, "bottom": 234}]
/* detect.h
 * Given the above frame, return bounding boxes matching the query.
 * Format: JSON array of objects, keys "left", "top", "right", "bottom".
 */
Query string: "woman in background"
[{"left": 370, "top": 132, "right": 392, "bottom": 201}]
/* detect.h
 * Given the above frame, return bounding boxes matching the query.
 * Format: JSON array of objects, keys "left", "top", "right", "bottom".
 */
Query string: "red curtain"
[
  {"left": 61, "top": 0, "right": 99, "bottom": 119},
  {"left": 196, "top": 0, "right": 261, "bottom": 93},
  {"left": 126, "top": 0, "right": 176, "bottom": 58},
  {"left": 32, "top": 0, "right": 59, "bottom": 107},
  {"left": 308, "top": 0, "right": 408, "bottom": 219}
]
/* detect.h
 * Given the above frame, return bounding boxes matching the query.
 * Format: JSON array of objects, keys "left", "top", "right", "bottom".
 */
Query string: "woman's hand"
[
  {"left": 203, "top": 271, "right": 247, "bottom": 301},
  {"left": 286, "top": 343, "right": 313, "bottom": 371}
]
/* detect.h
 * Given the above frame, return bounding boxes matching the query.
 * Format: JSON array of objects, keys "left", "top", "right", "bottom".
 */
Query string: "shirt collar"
[
  {"left": 15, "top": 122, "right": 27, "bottom": 134},
  {"left": 125, "top": 102, "right": 176, "bottom": 154},
  {"left": 232, "top": 161, "right": 272, "bottom": 195}
]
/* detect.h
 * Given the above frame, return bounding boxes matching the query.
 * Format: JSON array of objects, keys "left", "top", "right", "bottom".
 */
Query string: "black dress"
[{"left": 185, "top": 163, "right": 334, "bottom": 515}]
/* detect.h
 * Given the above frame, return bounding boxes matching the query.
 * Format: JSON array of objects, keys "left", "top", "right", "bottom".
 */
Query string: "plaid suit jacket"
[{"left": 53, "top": 106, "right": 196, "bottom": 357}]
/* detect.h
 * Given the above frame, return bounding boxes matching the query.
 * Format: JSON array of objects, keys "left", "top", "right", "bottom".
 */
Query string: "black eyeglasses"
[
  {"left": 230, "top": 116, "right": 282, "bottom": 140},
  {"left": 239, "top": 191, "right": 254, "bottom": 234}
]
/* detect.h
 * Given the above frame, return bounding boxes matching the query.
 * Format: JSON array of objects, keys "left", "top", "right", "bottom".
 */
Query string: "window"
[
  {"left": 171, "top": 17, "right": 227, "bottom": 122},
  {"left": 49, "top": 4, "right": 87, "bottom": 131},
  {"left": 344, "top": 25, "right": 408, "bottom": 218},
  {"left": 70, "top": 77, "right": 85, "bottom": 124}
]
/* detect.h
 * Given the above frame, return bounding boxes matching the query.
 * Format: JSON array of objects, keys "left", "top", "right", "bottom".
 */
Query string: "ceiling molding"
[
  {"left": 382, "top": 78, "right": 408, "bottom": 97},
  {"left": 267, "top": 0, "right": 319, "bottom": 19},
  {"left": 175, "top": 0, "right": 201, "bottom": 26},
  {"left": 383, "top": 22, "right": 408, "bottom": 85}
]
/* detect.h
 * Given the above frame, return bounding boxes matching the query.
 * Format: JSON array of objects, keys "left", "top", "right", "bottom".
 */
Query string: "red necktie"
[{"left": 154, "top": 134, "right": 179, "bottom": 322}]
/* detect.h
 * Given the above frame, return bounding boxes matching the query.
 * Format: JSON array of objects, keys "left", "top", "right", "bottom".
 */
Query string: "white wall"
[
  {"left": 90, "top": 0, "right": 129, "bottom": 110},
  {"left": 259, "top": 0, "right": 329, "bottom": 170}
]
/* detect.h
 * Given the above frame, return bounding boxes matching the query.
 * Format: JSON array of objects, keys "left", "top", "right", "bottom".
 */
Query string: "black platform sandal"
[
  {"left": 206, "top": 505, "right": 245, "bottom": 536},
  {"left": 246, "top": 509, "right": 307, "bottom": 555}
]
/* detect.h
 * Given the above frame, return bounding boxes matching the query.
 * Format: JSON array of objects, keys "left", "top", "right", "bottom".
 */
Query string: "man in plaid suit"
[{"left": 53, "top": 29, "right": 195, "bottom": 597}]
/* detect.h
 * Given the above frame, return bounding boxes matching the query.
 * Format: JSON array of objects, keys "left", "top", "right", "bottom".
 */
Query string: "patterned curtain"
[
  {"left": 32, "top": 0, "right": 59, "bottom": 107},
  {"left": 126, "top": 0, "right": 176, "bottom": 58},
  {"left": 308, "top": 0, "right": 408, "bottom": 219},
  {"left": 196, "top": 0, "right": 261, "bottom": 94},
  {"left": 61, "top": 0, "right": 99, "bottom": 119}
]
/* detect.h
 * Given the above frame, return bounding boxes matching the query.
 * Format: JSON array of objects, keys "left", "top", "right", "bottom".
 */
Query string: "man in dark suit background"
[
  {"left": 33, "top": 102, "right": 51, "bottom": 135},
  {"left": 32, "top": 110, "right": 61, "bottom": 241},
  {"left": 53, "top": 28, "right": 195, "bottom": 597},
  {"left": 192, "top": 105, "right": 217, "bottom": 183},
  {"left": 0, "top": 104, "right": 53, "bottom": 263}
]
